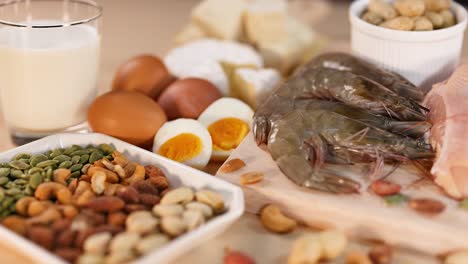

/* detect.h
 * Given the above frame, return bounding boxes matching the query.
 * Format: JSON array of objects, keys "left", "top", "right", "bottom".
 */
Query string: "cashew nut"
[
  {"left": 35, "top": 182, "right": 73, "bottom": 204},
  {"left": 87, "top": 167, "right": 119, "bottom": 183},
  {"left": 113, "top": 165, "right": 126, "bottom": 178},
  {"left": 319, "top": 230, "right": 348, "bottom": 260},
  {"left": 76, "top": 190, "right": 96, "bottom": 207},
  {"left": 91, "top": 171, "right": 107, "bottom": 195},
  {"left": 126, "top": 211, "right": 158, "bottom": 234},
  {"left": 15, "top": 197, "right": 37, "bottom": 216},
  {"left": 84, "top": 232, "right": 112, "bottom": 255},
  {"left": 26, "top": 207, "right": 62, "bottom": 225},
  {"left": 112, "top": 151, "right": 129, "bottom": 167},
  {"left": 288, "top": 233, "right": 322, "bottom": 264},
  {"left": 58, "top": 205, "right": 79, "bottom": 218},
  {"left": 53, "top": 168, "right": 71, "bottom": 186},
  {"left": 135, "top": 234, "right": 169, "bottom": 255},
  {"left": 104, "top": 183, "right": 124, "bottom": 196},
  {"left": 125, "top": 165, "right": 145, "bottom": 185},
  {"left": 160, "top": 216, "right": 186, "bottom": 237},
  {"left": 260, "top": 204, "right": 297, "bottom": 233},
  {"left": 74, "top": 181, "right": 92, "bottom": 196},
  {"left": 101, "top": 159, "right": 115, "bottom": 171},
  {"left": 109, "top": 232, "right": 140, "bottom": 253},
  {"left": 195, "top": 190, "right": 225, "bottom": 213},
  {"left": 28, "top": 201, "right": 51, "bottom": 217}
]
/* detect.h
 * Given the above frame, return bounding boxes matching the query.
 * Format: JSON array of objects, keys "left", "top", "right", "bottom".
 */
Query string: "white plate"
[{"left": 0, "top": 133, "right": 244, "bottom": 264}]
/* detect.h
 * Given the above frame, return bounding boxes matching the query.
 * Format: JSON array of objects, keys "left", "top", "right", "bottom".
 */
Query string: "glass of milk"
[{"left": 0, "top": 0, "right": 102, "bottom": 145}]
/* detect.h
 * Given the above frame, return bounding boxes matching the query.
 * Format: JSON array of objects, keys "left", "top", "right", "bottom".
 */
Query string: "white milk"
[{"left": 0, "top": 21, "right": 100, "bottom": 132}]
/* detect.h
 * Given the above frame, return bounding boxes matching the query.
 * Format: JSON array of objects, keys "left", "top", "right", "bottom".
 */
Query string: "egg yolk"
[
  {"left": 158, "top": 133, "right": 202, "bottom": 162},
  {"left": 208, "top": 118, "right": 249, "bottom": 151}
]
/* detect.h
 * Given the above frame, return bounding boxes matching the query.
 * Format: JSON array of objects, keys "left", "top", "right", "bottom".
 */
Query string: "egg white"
[
  {"left": 198, "top": 98, "right": 254, "bottom": 161},
  {"left": 153, "top": 119, "right": 212, "bottom": 169}
]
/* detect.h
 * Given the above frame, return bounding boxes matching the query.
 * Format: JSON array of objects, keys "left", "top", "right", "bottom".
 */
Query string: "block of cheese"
[
  {"left": 232, "top": 68, "right": 282, "bottom": 109},
  {"left": 258, "top": 17, "right": 317, "bottom": 75},
  {"left": 191, "top": 0, "right": 247, "bottom": 40},
  {"left": 219, "top": 61, "right": 258, "bottom": 97},
  {"left": 244, "top": 0, "right": 288, "bottom": 45},
  {"left": 174, "top": 23, "right": 206, "bottom": 45}
]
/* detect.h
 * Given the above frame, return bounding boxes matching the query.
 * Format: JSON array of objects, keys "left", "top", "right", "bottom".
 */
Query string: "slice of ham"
[{"left": 424, "top": 64, "right": 468, "bottom": 198}]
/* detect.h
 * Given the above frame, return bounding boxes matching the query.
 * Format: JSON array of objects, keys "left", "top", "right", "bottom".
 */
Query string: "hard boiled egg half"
[
  {"left": 198, "top": 98, "right": 254, "bottom": 161},
  {"left": 153, "top": 119, "right": 212, "bottom": 169}
]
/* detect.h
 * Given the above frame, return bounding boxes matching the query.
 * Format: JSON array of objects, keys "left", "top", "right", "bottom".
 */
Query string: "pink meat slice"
[{"left": 424, "top": 64, "right": 468, "bottom": 198}]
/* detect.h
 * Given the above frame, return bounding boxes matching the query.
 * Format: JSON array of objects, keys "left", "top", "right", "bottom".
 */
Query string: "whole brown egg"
[
  {"left": 88, "top": 90, "right": 167, "bottom": 148},
  {"left": 112, "top": 55, "right": 174, "bottom": 99}
]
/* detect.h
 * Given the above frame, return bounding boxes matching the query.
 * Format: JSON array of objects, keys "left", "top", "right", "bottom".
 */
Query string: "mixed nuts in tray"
[{"left": 0, "top": 144, "right": 226, "bottom": 263}]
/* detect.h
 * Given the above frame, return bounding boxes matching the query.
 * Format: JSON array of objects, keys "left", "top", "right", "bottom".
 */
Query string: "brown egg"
[
  {"left": 88, "top": 91, "right": 167, "bottom": 148},
  {"left": 157, "top": 78, "right": 222, "bottom": 120},
  {"left": 112, "top": 54, "right": 174, "bottom": 99}
]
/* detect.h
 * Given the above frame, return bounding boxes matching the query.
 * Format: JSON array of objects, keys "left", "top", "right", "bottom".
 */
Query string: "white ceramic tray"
[{"left": 0, "top": 133, "right": 244, "bottom": 264}]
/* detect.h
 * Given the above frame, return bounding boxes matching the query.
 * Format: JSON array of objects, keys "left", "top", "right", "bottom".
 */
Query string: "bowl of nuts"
[
  {"left": 349, "top": 0, "right": 468, "bottom": 93},
  {"left": 0, "top": 133, "right": 244, "bottom": 264}
]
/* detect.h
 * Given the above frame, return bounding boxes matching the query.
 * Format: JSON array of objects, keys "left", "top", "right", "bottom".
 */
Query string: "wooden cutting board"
[{"left": 216, "top": 133, "right": 468, "bottom": 255}]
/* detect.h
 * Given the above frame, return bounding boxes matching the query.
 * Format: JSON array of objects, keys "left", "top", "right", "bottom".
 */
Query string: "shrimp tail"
[
  {"left": 253, "top": 116, "right": 270, "bottom": 145},
  {"left": 387, "top": 120, "right": 432, "bottom": 138}
]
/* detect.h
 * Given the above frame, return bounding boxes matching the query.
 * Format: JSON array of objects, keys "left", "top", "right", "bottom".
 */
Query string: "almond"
[
  {"left": 219, "top": 158, "right": 246, "bottom": 173},
  {"left": 371, "top": 180, "right": 401, "bottom": 196},
  {"left": 408, "top": 198, "right": 445, "bottom": 215},
  {"left": 240, "top": 172, "right": 264, "bottom": 185}
]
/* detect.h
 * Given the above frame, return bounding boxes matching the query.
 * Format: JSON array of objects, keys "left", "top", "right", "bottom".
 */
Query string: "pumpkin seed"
[
  {"left": 5, "top": 182, "right": 15, "bottom": 189},
  {"left": 18, "top": 158, "right": 30, "bottom": 164},
  {"left": 46, "top": 167, "right": 53, "bottom": 178},
  {"left": 59, "top": 161, "right": 73, "bottom": 169},
  {"left": 6, "top": 188, "right": 20, "bottom": 196},
  {"left": 70, "top": 171, "right": 81, "bottom": 178},
  {"left": 0, "top": 168, "right": 10, "bottom": 177},
  {"left": 71, "top": 155, "right": 81, "bottom": 164},
  {"left": 0, "top": 189, "right": 5, "bottom": 201},
  {"left": 20, "top": 174, "right": 30, "bottom": 180},
  {"left": 0, "top": 163, "right": 11, "bottom": 168},
  {"left": 14, "top": 179, "right": 27, "bottom": 185},
  {"left": 43, "top": 150, "right": 52, "bottom": 157},
  {"left": 2, "top": 197, "right": 14, "bottom": 207},
  {"left": 30, "top": 154, "right": 49, "bottom": 167},
  {"left": 9, "top": 160, "right": 30, "bottom": 170},
  {"left": 384, "top": 194, "right": 408, "bottom": 205},
  {"left": 89, "top": 151, "right": 103, "bottom": 164},
  {"left": 14, "top": 153, "right": 31, "bottom": 160},
  {"left": 49, "top": 149, "right": 63, "bottom": 158},
  {"left": 0, "top": 177, "right": 9, "bottom": 186},
  {"left": 28, "top": 167, "right": 44, "bottom": 174},
  {"left": 53, "top": 155, "right": 71, "bottom": 163},
  {"left": 81, "top": 164, "right": 91, "bottom": 174},
  {"left": 70, "top": 149, "right": 89, "bottom": 156},
  {"left": 99, "top": 143, "right": 115, "bottom": 154},
  {"left": 29, "top": 173, "right": 43, "bottom": 189},
  {"left": 64, "top": 145, "right": 80, "bottom": 155},
  {"left": 24, "top": 186, "right": 34, "bottom": 196},
  {"left": 0, "top": 210, "right": 10, "bottom": 218},
  {"left": 9, "top": 203, "right": 16, "bottom": 212},
  {"left": 70, "top": 164, "right": 83, "bottom": 172},
  {"left": 36, "top": 160, "right": 58, "bottom": 168},
  {"left": 79, "top": 154, "right": 90, "bottom": 164},
  {"left": 10, "top": 169, "right": 23, "bottom": 179}
]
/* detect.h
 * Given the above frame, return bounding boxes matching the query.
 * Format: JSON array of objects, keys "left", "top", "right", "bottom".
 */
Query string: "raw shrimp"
[
  {"left": 268, "top": 107, "right": 433, "bottom": 193},
  {"left": 309, "top": 52, "right": 425, "bottom": 101}
]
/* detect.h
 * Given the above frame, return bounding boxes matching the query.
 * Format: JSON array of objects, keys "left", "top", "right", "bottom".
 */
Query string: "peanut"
[
  {"left": 288, "top": 234, "right": 322, "bottom": 264},
  {"left": 185, "top": 202, "right": 213, "bottom": 219},
  {"left": 53, "top": 168, "right": 71, "bottom": 185},
  {"left": 153, "top": 204, "right": 184, "bottom": 217},
  {"left": 414, "top": 16, "right": 434, "bottom": 30},
  {"left": 319, "top": 230, "right": 348, "bottom": 260},
  {"left": 135, "top": 234, "right": 170, "bottom": 255},
  {"left": 395, "top": 0, "right": 425, "bottom": 17},
  {"left": 380, "top": 16, "right": 414, "bottom": 31},
  {"left": 240, "top": 172, "right": 264, "bottom": 185},
  {"left": 35, "top": 182, "right": 73, "bottom": 204},
  {"left": 126, "top": 211, "right": 158, "bottom": 234},
  {"left": 369, "top": 0, "right": 397, "bottom": 20},
  {"left": 183, "top": 209, "right": 205, "bottom": 231},
  {"left": 219, "top": 158, "right": 246, "bottom": 173},
  {"left": 260, "top": 204, "right": 297, "bottom": 233},
  {"left": 109, "top": 232, "right": 140, "bottom": 253},
  {"left": 445, "top": 251, "right": 468, "bottom": 264},
  {"left": 91, "top": 171, "right": 107, "bottom": 194},
  {"left": 160, "top": 216, "right": 186, "bottom": 237},
  {"left": 161, "top": 187, "right": 194, "bottom": 205},
  {"left": 195, "top": 190, "right": 225, "bottom": 213},
  {"left": 84, "top": 232, "right": 112, "bottom": 255}
]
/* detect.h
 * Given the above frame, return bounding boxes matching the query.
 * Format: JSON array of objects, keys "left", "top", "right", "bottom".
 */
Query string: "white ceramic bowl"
[
  {"left": 0, "top": 133, "right": 244, "bottom": 264},
  {"left": 349, "top": 0, "right": 468, "bottom": 93}
]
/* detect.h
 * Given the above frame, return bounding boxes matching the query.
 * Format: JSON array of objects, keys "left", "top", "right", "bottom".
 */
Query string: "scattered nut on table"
[
  {"left": 288, "top": 233, "right": 322, "bottom": 264},
  {"left": 260, "top": 204, "right": 297, "bottom": 234}
]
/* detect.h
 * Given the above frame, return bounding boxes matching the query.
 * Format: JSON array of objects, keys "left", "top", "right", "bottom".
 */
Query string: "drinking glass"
[{"left": 0, "top": 0, "right": 102, "bottom": 145}]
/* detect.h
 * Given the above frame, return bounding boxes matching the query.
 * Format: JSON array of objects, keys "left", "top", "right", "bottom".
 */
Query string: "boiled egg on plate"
[
  {"left": 153, "top": 119, "right": 212, "bottom": 169},
  {"left": 198, "top": 98, "right": 254, "bottom": 161}
]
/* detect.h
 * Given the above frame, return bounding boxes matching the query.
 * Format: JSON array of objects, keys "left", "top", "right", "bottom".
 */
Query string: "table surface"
[{"left": 0, "top": 0, "right": 466, "bottom": 263}]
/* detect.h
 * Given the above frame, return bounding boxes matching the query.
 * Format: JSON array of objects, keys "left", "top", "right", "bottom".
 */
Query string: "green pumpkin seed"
[
  {"left": 2, "top": 197, "right": 13, "bottom": 207},
  {"left": 70, "top": 171, "right": 81, "bottom": 178},
  {"left": 14, "top": 179, "right": 27, "bottom": 185},
  {"left": 81, "top": 164, "right": 91, "bottom": 174},
  {"left": 5, "top": 188, "right": 20, "bottom": 196},
  {"left": 0, "top": 177, "right": 8, "bottom": 186},
  {"left": 18, "top": 158, "right": 30, "bottom": 164},
  {"left": 89, "top": 151, "right": 103, "bottom": 164},
  {"left": 99, "top": 143, "right": 115, "bottom": 154},
  {"left": 10, "top": 169, "right": 23, "bottom": 179},
  {"left": 9, "top": 203, "right": 16, "bottom": 212},
  {"left": 49, "top": 149, "right": 63, "bottom": 158},
  {"left": 460, "top": 199, "right": 468, "bottom": 210},
  {"left": 79, "top": 154, "right": 90, "bottom": 164},
  {"left": 0, "top": 168, "right": 10, "bottom": 178},
  {"left": 0, "top": 210, "right": 10, "bottom": 218},
  {"left": 71, "top": 155, "right": 81, "bottom": 164},
  {"left": 24, "top": 186, "right": 34, "bottom": 196},
  {"left": 384, "top": 194, "right": 408, "bottom": 205},
  {"left": 9, "top": 160, "right": 30, "bottom": 170},
  {"left": 43, "top": 150, "right": 52, "bottom": 157},
  {"left": 28, "top": 167, "right": 43, "bottom": 175},
  {"left": 70, "top": 149, "right": 89, "bottom": 156},
  {"left": 0, "top": 189, "right": 5, "bottom": 201},
  {"left": 53, "top": 155, "right": 71, "bottom": 163},
  {"left": 70, "top": 164, "right": 83, "bottom": 172},
  {"left": 0, "top": 163, "right": 11, "bottom": 168},
  {"left": 36, "top": 160, "right": 58, "bottom": 168},
  {"left": 46, "top": 167, "right": 53, "bottom": 178},
  {"left": 64, "top": 145, "right": 80, "bottom": 155},
  {"left": 5, "top": 182, "right": 15, "bottom": 189},
  {"left": 59, "top": 161, "right": 73, "bottom": 169},
  {"left": 30, "top": 154, "right": 49, "bottom": 167},
  {"left": 14, "top": 153, "right": 31, "bottom": 160},
  {"left": 29, "top": 173, "right": 43, "bottom": 189},
  {"left": 20, "top": 174, "right": 31, "bottom": 180}
]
